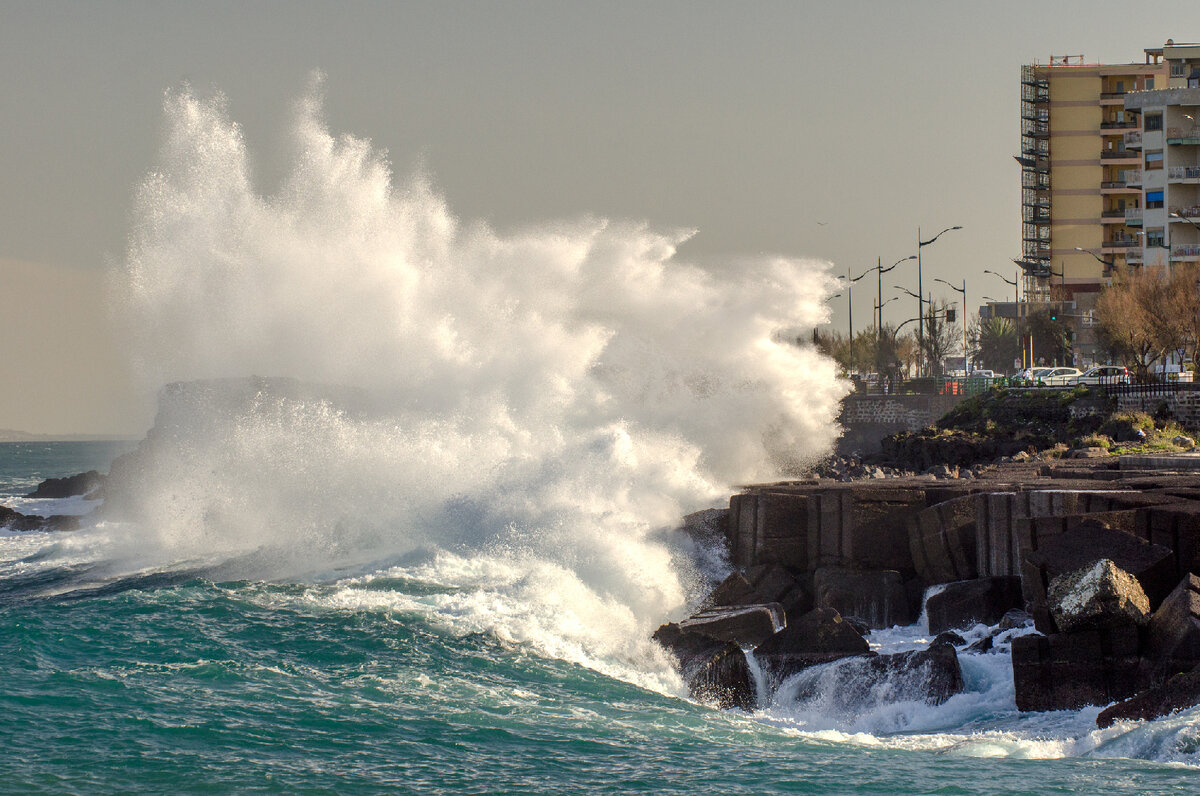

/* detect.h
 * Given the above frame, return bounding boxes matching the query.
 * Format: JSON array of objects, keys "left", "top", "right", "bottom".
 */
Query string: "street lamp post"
[
  {"left": 839, "top": 266, "right": 872, "bottom": 368},
  {"left": 934, "top": 277, "right": 968, "bottom": 373},
  {"left": 917, "top": 226, "right": 962, "bottom": 375}
]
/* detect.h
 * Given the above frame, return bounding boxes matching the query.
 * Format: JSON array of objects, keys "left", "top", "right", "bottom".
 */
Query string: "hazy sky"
[{"left": 2, "top": 1, "right": 1196, "bottom": 434}]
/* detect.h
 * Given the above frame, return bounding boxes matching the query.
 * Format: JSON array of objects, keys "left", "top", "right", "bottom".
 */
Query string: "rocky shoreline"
[{"left": 658, "top": 456, "right": 1200, "bottom": 727}]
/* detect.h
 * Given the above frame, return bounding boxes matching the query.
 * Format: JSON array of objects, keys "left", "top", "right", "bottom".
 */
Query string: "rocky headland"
[{"left": 657, "top": 388, "right": 1200, "bottom": 727}]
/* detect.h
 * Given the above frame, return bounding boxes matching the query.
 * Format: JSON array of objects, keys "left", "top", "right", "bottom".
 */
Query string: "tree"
[
  {"left": 973, "top": 316, "right": 1020, "bottom": 373},
  {"left": 917, "top": 300, "right": 957, "bottom": 376},
  {"left": 1164, "top": 262, "right": 1200, "bottom": 369},
  {"left": 1025, "top": 307, "right": 1073, "bottom": 367},
  {"left": 1094, "top": 265, "right": 1179, "bottom": 379}
]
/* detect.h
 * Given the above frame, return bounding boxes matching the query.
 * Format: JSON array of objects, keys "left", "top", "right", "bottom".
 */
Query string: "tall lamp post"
[
  {"left": 839, "top": 266, "right": 872, "bottom": 368},
  {"left": 984, "top": 268, "right": 1021, "bottom": 369},
  {"left": 934, "top": 277, "right": 968, "bottom": 373},
  {"left": 917, "top": 225, "right": 963, "bottom": 374}
]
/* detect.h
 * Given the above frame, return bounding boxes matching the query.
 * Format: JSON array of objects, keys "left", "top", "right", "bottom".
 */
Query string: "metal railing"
[{"left": 1169, "top": 166, "right": 1200, "bottom": 181}]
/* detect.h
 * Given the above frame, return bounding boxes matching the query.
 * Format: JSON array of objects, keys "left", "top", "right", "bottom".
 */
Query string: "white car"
[
  {"left": 1017, "top": 366, "right": 1056, "bottom": 386},
  {"left": 1071, "top": 365, "right": 1131, "bottom": 386},
  {"left": 1039, "top": 367, "right": 1083, "bottom": 386}
]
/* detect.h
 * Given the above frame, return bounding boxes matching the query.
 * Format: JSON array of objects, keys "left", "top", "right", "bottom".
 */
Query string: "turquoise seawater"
[{"left": 3, "top": 443, "right": 1200, "bottom": 794}]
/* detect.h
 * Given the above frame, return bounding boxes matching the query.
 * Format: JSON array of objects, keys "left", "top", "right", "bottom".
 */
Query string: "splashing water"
[{"left": 73, "top": 81, "right": 848, "bottom": 682}]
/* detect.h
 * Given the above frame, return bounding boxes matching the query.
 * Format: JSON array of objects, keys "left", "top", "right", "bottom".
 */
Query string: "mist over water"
[{"left": 92, "top": 82, "right": 849, "bottom": 682}]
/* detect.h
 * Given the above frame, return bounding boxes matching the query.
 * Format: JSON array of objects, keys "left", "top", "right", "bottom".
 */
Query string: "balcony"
[
  {"left": 1170, "top": 205, "right": 1200, "bottom": 219},
  {"left": 1102, "top": 238, "right": 1141, "bottom": 254},
  {"left": 1169, "top": 166, "right": 1200, "bottom": 182},
  {"left": 1125, "top": 130, "right": 1142, "bottom": 149},
  {"left": 1127, "top": 248, "right": 1144, "bottom": 263},
  {"left": 1172, "top": 244, "right": 1200, "bottom": 261},
  {"left": 1126, "top": 207, "right": 1143, "bottom": 225},
  {"left": 1101, "top": 120, "right": 1139, "bottom": 130},
  {"left": 1101, "top": 91, "right": 1127, "bottom": 104},
  {"left": 1101, "top": 150, "right": 1140, "bottom": 162},
  {"left": 1167, "top": 126, "right": 1200, "bottom": 144}
]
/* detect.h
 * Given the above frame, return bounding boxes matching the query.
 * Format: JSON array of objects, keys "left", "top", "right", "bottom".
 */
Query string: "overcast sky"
[{"left": 2, "top": 1, "right": 1196, "bottom": 435}]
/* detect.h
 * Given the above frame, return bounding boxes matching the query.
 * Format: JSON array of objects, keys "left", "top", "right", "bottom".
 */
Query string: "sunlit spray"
[{"left": 105, "top": 79, "right": 847, "bottom": 684}]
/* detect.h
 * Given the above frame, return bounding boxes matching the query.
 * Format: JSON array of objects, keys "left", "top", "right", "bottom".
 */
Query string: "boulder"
[
  {"left": 1174, "top": 435, "right": 1196, "bottom": 450},
  {"left": 652, "top": 623, "right": 756, "bottom": 710},
  {"left": 931, "top": 631, "right": 966, "bottom": 648},
  {"left": 1097, "top": 665, "right": 1200, "bottom": 728},
  {"left": 26, "top": 470, "right": 103, "bottom": 499},
  {"left": 1146, "top": 573, "right": 1200, "bottom": 676},
  {"left": 701, "top": 572, "right": 756, "bottom": 608},
  {"left": 925, "top": 577, "right": 1024, "bottom": 635},
  {"left": 1022, "top": 521, "right": 1176, "bottom": 633},
  {"left": 753, "top": 607, "right": 870, "bottom": 682},
  {"left": 701, "top": 565, "right": 811, "bottom": 620},
  {"left": 1012, "top": 624, "right": 1146, "bottom": 712},
  {"left": 1047, "top": 559, "right": 1151, "bottom": 633},
  {"left": 812, "top": 567, "right": 913, "bottom": 629},
  {"left": 744, "top": 563, "right": 813, "bottom": 619},
  {"left": 998, "top": 609, "right": 1033, "bottom": 632},
  {"left": 678, "top": 603, "right": 785, "bottom": 648},
  {"left": 785, "top": 644, "right": 964, "bottom": 710}
]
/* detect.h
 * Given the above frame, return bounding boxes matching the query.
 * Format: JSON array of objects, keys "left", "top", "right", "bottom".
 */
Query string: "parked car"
[
  {"left": 1015, "top": 366, "right": 1056, "bottom": 386},
  {"left": 1040, "top": 367, "right": 1083, "bottom": 386},
  {"left": 1070, "top": 365, "right": 1131, "bottom": 386},
  {"left": 968, "top": 369, "right": 997, "bottom": 379}
]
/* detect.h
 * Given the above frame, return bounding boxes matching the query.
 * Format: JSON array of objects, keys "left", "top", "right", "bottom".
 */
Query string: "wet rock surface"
[
  {"left": 925, "top": 577, "right": 1024, "bottom": 635},
  {"left": 1047, "top": 559, "right": 1150, "bottom": 633}
]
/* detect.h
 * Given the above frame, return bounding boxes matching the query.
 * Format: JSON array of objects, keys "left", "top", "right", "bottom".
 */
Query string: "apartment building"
[
  {"left": 1016, "top": 53, "right": 1167, "bottom": 364},
  {"left": 1123, "top": 41, "right": 1200, "bottom": 271}
]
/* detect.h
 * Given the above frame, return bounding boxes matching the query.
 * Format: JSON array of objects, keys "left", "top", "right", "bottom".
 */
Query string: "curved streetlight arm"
[
  {"left": 920, "top": 225, "right": 963, "bottom": 248},
  {"left": 934, "top": 277, "right": 966, "bottom": 295},
  {"left": 879, "top": 254, "right": 917, "bottom": 275},
  {"left": 893, "top": 284, "right": 921, "bottom": 300},
  {"left": 983, "top": 269, "right": 1017, "bottom": 287},
  {"left": 1073, "top": 247, "right": 1115, "bottom": 267}
]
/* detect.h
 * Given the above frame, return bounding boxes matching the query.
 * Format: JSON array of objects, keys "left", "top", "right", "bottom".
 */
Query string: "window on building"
[
  {"left": 1146, "top": 113, "right": 1163, "bottom": 131},
  {"left": 1147, "top": 78, "right": 1155, "bottom": 90},
  {"left": 1172, "top": 62, "right": 1186, "bottom": 77},
  {"left": 1147, "top": 190, "right": 1164, "bottom": 209},
  {"left": 1116, "top": 80, "right": 1125, "bottom": 93},
  {"left": 1148, "top": 228, "right": 1166, "bottom": 248},
  {"left": 1147, "top": 151, "right": 1164, "bottom": 169}
]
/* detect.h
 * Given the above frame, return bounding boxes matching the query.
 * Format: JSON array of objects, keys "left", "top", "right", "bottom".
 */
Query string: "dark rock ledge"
[{"left": 657, "top": 459, "right": 1200, "bottom": 724}]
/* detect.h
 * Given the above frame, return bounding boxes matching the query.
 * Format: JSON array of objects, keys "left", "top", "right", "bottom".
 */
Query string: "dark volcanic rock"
[
  {"left": 678, "top": 603, "right": 784, "bottom": 648},
  {"left": 1022, "top": 521, "right": 1176, "bottom": 633},
  {"left": 1096, "top": 666, "right": 1200, "bottom": 728},
  {"left": 0, "top": 505, "right": 80, "bottom": 532},
  {"left": 813, "top": 567, "right": 913, "bottom": 629},
  {"left": 925, "top": 577, "right": 1024, "bottom": 635},
  {"left": 931, "top": 631, "right": 966, "bottom": 647},
  {"left": 753, "top": 607, "right": 870, "bottom": 681},
  {"left": 652, "top": 623, "right": 756, "bottom": 711},
  {"left": 1146, "top": 573, "right": 1200, "bottom": 677},
  {"left": 785, "top": 644, "right": 964, "bottom": 710},
  {"left": 908, "top": 494, "right": 979, "bottom": 585},
  {"left": 26, "top": 470, "right": 104, "bottom": 499},
  {"left": 1047, "top": 559, "right": 1150, "bottom": 633},
  {"left": 1012, "top": 624, "right": 1146, "bottom": 712}
]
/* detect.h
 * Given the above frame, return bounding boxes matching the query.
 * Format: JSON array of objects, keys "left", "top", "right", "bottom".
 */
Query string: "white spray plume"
[{"left": 108, "top": 81, "right": 847, "bottom": 676}]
